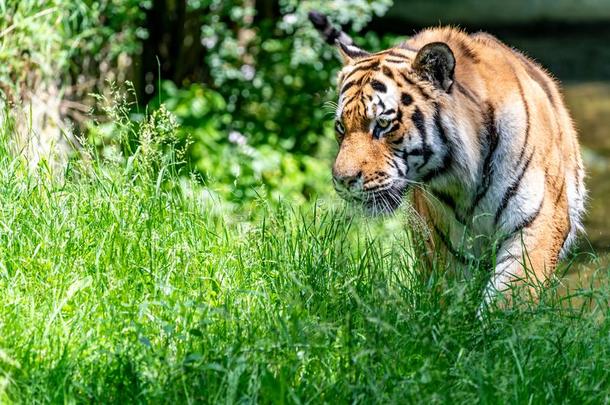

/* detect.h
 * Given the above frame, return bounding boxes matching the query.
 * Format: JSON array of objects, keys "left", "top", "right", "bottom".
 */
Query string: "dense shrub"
[
  {"left": 147, "top": 0, "right": 397, "bottom": 203},
  {"left": 0, "top": 0, "right": 144, "bottom": 104},
  {"left": 187, "top": 0, "right": 394, "bottom": 154},
  {"left": 1, "top": 1, "right": 398, "bottom": 203},
  {"left": 96, "top": 0, "right": 397, "bottom": 204}
]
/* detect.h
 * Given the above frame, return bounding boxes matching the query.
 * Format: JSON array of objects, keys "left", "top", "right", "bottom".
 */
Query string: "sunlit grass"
[{"left": 0, "top": 111, "right": 609, "bottom": 403}]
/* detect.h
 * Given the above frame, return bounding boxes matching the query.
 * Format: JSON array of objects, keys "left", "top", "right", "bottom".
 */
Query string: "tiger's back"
[{"left": 408, "top": 28, "right": 585, "bottom": 265}]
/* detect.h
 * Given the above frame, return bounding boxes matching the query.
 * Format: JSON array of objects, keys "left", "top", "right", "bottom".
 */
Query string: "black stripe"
[
  {"left": 421, "top": 107, "right": 453, "bottom": 182},
  {"left": 399, "top": 72, "right": 432, "bottom": 99},
  {"left": 352, "top": 56, "right": 380, "bottom": 66},
  {"left": 412, "top": 107, "right": 433, "bottom": 170},
  {"left": 399, "top": 149, "right": 410, "bottom": 172},
  {"left": 553, "top": 176, "right": 566, "bottom": 207},
  {"left": 432, "top": 223, "right": 469, "bottom": 264},
  {"left": 371, "top": 79, "right": 387, "bottom": 93},
  {"left": 495, "top": 254, "right": 514, "bottom": 267},
  {"left": 385, "top": 58, "right": 407, "bottom": 64},
  {"left": 432, "top": 104, "right": 449, "bottom": 144},
  {"left": 399, "top": 72, "right": 416, "bottom": 86},
  {"left": 434, "top": 190, "right": 463, "bottom": 224},
  {"left": 391, "top": 136, "right": 404, "bottom": 145},
  {"left": 422, "top": 149, "right": 452, "bottom": 183},
  {"left": 353, "top": 57, "right": 380, "bottom": 68},
  {"left": 383, "top": 108, "right": 396, "bottom": 115},
  {"left": 412, "top": 107, "right": 426, "bottom": 135},
  {"left": 382, "top": 66, "right": 395, "bottom": 79},
  {"left": 404, "top": 148, "right": 424, "bottom": 156},
  {"left": 458, "top": 41, "right": 480, "bottom": 63},
  {"left": 518, "top": 55, "right": 557, "bottom": 108},
  {"left": 343, "top": 94, "right": 360, "bottom": 108},
  {"left": 470, "top": 103, "right": 499, "bottom": 212},
  {"left": 388, "top": 50, "right": 409, "bottom": 58},
  {"left": 344, "top": 61, "right": 380, "bottom": 81},
  {"left": 401, "top": 92, "right": 413, "bottom": 106},
  {"left": 434, "top": 190, "right": 467, "bottom": 225},
  {"left": 510, "top": 198, "right": 543, "bottom": 235},
  {"left": 454, "top": 82, "right": 479, "bottom": 105},
  {"left": 434, "top": 190, "right": 456, "bottom": 211},
  {"left": 391, "top": 158, "right": 405, "bottom": 177},
  {"left": 388, "top": 122, "right": 401, "bottom": 134},
  {"left": 515, "top": 70, "right": 531, "bottom": 163},
  {"left": 340, "top": 79, "right": 359, "bottom": 94},
  {"left": 494, "top": 149, "right": 535, "bottom": 225}
]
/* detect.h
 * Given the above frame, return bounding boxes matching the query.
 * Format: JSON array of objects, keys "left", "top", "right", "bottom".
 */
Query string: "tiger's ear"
[
  {"left": 337, "top": 42, "right": 370, "bottom": 64},
  {"left": 412, "top": 42, "right": 455, "bottom": 91},
  {"left": 308, "top": 10, "right": 370, "bottom": 64}
]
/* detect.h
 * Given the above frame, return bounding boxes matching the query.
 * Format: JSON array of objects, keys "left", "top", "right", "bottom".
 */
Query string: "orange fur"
[{"left": 328, "top": 26, "right": 586, "bottom": 300}]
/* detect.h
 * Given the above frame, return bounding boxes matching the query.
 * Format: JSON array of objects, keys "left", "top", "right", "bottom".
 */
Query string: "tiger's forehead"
[
  {"left": 337, "top": 77, "right": 399, "bottom": 121},
  {"left": 335, "top": 49, "right": 427, "bottom": 121},
  {"left": 337, "top": 48, "right": 416, "bottom": 81}
]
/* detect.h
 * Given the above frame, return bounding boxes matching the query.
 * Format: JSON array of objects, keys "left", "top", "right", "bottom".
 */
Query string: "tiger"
[{"left": 308, "top": 11, "right": 586, "bottom": 307}]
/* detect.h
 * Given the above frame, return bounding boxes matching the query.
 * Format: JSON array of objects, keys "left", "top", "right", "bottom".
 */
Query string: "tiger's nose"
[{"left": 333, "top": 170, "right": 363, "bottom": 191}]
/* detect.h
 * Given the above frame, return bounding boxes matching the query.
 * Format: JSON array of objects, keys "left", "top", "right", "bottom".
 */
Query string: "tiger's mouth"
[{"left": 335, "top": 184, "right": 408, "bottom": 215}]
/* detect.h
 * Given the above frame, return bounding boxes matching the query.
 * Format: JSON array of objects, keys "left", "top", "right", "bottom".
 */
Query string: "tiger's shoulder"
[{"left": 404, "top": 26, "right": 585, "bottom": 258}]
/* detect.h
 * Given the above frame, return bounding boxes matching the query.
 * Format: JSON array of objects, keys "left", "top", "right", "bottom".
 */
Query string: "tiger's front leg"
[{"left": 481, "top": 191, "right": 570, "bottom": 310}]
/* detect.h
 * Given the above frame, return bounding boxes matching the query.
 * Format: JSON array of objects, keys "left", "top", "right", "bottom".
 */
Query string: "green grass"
[{"left": 0, "top": 111, "right": 609, "bottom": 403}]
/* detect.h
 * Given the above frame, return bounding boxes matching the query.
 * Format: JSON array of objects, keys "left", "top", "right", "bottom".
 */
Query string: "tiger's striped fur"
[{"left": 309, "top": 12, "right": 586, "bottom": 303}]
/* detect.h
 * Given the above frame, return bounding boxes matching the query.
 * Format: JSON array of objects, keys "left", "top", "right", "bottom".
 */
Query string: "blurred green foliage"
[
  {"left": 149, "top": 0, "right": 397, "bottom": 204},
  {"left": 0, "top": 0, "right": 144, "bottom": 102},
  {"left": 194, "top": 0, "right": 393, "bottom": 154},
  {"left": 157, "top": 81, "right": 335, "bottom": 206},
  {"left": 1, "top": 0, "right": 398, "bottom": 205},
  {"left": 111, "top": 0, "right": 396, "bottom": 205}
]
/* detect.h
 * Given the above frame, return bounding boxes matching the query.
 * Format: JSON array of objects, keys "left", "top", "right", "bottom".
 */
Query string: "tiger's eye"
[
  {"left": 377, "top": 117, "right": 390, "bottom": 128},
  {"left": 335, "top": 120, "right": 345, "bottom": 135}
]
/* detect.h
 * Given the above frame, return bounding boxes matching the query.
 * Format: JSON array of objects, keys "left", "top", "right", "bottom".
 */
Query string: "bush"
[
  {"left": 141, "top": 0, "right": 398, "bottom": 204},
  {"left": 192, "top": 0, "right": 395, "bottom": 155},
  {"left": 2, "top": 1, "right": 399, "bottom": 204},
  {"left": 0, "top": 0, "right": 144, "bottom": 104}
]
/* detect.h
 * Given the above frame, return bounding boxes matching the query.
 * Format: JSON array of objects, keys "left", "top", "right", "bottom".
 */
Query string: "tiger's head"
[
  {"left": 310, "top": 12, "right": 457, "bottom": 214},
  {"left": 332, "top": 43, "right": 457, "bottom": 214}
]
